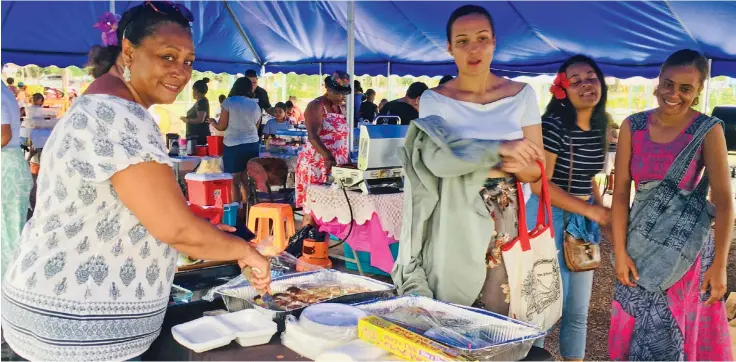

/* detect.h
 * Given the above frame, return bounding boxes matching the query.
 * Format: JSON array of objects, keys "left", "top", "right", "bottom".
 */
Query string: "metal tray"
[
  {"left": 353, "top": 296, "right": 546, "bottom": 361},
  {"left": 217, "top": 270, "right": 395, "bottom": 325}
]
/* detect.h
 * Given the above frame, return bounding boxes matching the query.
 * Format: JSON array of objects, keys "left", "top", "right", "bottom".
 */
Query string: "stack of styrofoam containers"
[
  {"left": 281, "top": 304, "right": 368, "bottom": 360},
  {"left": 172, "top": 309, "right": 277, "bottom": 353}
]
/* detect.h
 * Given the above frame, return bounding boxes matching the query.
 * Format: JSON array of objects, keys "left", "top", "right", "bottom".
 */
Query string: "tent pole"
[
  {"left": 387, "top": 62, "right": 392, "bottom": 100},
  {"left": 702, "top": 58, "right": 712, "bottom": 113},
  {"left": 223, "top": 1, "right": 263, "bottom": 65},
  {"left": 347, "top": 0, "right": 356, "bottom": 153},
  {"left": 319, "top": 63, "right": 323, "bottom": 96},
  {"left": 281, "top": 72, "right": 287, "bottom": 102},
  {"left": 109, "top": 0, "right": 115, "bottom": 13}
]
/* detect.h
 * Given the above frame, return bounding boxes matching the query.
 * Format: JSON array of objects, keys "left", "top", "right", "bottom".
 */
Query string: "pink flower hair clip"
[{"left": 93, "top": 12, "right": 121, "bottom": 47}]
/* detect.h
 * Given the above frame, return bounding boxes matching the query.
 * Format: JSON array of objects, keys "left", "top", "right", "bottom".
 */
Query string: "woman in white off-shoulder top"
[{"left": 410, "top": 5, "right": 545, "bottom": 315}]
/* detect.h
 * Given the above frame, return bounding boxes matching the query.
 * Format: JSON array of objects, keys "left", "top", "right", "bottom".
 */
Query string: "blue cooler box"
[{"left": 222, "top": 202, "right": 239, "bottom": 227}]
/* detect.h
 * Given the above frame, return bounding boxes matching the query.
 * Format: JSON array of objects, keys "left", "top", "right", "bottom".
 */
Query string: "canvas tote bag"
[{"left": 501, "top": 161, "right": 563, "bottom": 330}]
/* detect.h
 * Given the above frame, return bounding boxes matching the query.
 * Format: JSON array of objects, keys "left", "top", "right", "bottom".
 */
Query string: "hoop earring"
[
  {"left": 123, "top": 65, "right": 131, "bottom": 82},
  {"left": 692, "top": 97, "right": 699, "bottom": 106}
]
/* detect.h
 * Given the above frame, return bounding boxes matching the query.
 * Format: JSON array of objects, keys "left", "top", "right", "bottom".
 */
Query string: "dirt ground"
[{"left": 542, "top": 229, "right": 736, "bottom": 361}]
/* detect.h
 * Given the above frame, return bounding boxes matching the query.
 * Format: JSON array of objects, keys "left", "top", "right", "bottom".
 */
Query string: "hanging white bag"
[{"left": 501, "top": 161, "right": 562, "bottom": 330}]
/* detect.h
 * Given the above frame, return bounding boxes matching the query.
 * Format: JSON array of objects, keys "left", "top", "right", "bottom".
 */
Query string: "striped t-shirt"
[{"left": 542, "top": 116, "right": 605, "bottom": 196}]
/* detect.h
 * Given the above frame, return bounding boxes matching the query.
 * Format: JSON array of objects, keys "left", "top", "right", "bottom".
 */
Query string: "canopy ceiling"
[{"left": 2, "top": 1, "right": 735, "bottom": 78}]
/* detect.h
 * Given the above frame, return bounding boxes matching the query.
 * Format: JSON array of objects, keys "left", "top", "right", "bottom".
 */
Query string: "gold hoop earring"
[
  {"left": 692, "top": 97, "right": 699, "bottom": 106},
  {"left": 123, "top": 65, "right": 131, "bottom": 82}
]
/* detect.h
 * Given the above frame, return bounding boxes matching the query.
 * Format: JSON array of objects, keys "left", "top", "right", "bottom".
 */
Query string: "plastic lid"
[
  {"left": 300, "top": 304, "right": 368, "bottom": 328},
  {"left": 184, "top": 173, "right": 233, "bottom": 181}
]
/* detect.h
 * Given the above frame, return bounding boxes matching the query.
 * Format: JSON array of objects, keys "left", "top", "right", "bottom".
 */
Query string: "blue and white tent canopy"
[{"left": 2, "top": 1, "right": 735, "bottom": 78}]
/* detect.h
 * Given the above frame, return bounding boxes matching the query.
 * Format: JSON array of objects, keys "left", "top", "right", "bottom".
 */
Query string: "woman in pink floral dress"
[{"left": 295, "top": 71, "right": 351, "bottom": 226}]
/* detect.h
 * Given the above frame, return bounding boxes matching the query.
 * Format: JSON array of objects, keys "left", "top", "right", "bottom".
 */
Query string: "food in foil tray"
[
  {"left": 252, "top": 285, "right": 372, "bottom": 311},
  {"left": 365, "top": 305, "right": 493, "bottom": 349}
]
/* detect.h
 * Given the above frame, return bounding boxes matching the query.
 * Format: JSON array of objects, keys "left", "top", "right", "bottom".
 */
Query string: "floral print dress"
[
  {"left": 474, "top": 177, "right": 518, "bottom": 315},
  {"left": 295, "top": 101, "right": 349, "bottom": 207}
]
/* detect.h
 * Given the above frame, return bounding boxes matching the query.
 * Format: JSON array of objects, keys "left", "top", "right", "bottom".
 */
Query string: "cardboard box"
[{"left": 357, "top": 316, "right": 474, "bottom": 361}]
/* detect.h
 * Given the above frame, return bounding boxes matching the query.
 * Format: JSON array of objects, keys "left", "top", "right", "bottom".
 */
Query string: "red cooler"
[
  {"left": 185, "top": 173, "right": 233, "bottom": 206},
  {"left": 207, "top": 136, "right": 224, "bottom": 156}
]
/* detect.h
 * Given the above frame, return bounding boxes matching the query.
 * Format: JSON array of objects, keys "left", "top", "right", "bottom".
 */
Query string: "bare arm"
[
  {"left": 514, "top": 124, "right": 544, "bottom": 182},
  {"left": 211, "top": 108, "right": 229, "bottom": 131},
  {"left": 304, "top": 100, "right": 332, "bottom": 160},
  {"left": 111, "top": 162, "right": 267, "bottom": 267},
  {"left": 593, "top": 175, "right": 604, "bottom": 206},
  {"left": 194, "top": 110, "right": 208, "bottom": 124},
  {"left": 701, "top": 125, "right": 733, "bottom": 274},
  {"left": 611, "top": 120, "right": 633, "bottom": 255},
  {"left": 1, "top": 124, "right": 11, "bottom": 147}
]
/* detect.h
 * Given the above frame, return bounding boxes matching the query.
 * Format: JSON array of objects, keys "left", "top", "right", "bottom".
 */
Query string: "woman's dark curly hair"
[
  {"left": 543, "top": 55, "right": 609, "bottom": 151},
  {"left": 87, "top": 2, "right": 192, "bottom": 79}
]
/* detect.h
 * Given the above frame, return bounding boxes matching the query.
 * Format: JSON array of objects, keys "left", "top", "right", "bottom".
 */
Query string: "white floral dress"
[{"left": 1, "top": 94, "right": 177, "bottom": 361}]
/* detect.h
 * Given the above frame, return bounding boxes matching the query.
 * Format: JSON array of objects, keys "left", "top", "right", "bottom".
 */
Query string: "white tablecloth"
[{"left": 302, "top": 184, "right": 403, "bottom": 239}]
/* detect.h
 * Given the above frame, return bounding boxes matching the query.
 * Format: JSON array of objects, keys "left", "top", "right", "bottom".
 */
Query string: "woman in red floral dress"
[{"left": 295, "top": 71, "right": 351, "bottom": 226}]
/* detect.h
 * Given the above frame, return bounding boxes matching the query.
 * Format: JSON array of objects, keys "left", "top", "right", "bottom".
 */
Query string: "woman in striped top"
[{"left": 525, "top": 55, "right": 611, "bottom": 361}]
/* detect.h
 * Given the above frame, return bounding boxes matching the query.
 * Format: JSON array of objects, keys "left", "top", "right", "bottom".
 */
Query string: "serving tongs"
[{"left": 241, "top": 266, "right": 279, "bottom": 310}]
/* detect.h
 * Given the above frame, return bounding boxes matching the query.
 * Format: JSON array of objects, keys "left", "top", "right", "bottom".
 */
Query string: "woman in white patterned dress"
[{"left": 1, "top": 3, "right": 270, "bottom": 361}]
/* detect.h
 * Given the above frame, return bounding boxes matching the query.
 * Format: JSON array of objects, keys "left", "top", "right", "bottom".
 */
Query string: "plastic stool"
[{"left": 247, "top": 203, "right": 296, "bottom": 254}]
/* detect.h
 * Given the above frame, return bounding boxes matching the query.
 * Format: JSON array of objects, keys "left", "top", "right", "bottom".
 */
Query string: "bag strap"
[
  {"left": 503, "top": 160, "right": 553, "bottom": 252},
  {"left": 563, "top": 134, "right": 574, "bottom": 231},
  {"left": 662, "top": 114, "right": 721, "bottom": 186}
]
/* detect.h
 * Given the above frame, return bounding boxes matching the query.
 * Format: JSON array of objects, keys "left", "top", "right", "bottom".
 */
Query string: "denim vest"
[{"left": 622, "top": 113, "right": 719, "bottom": 293}]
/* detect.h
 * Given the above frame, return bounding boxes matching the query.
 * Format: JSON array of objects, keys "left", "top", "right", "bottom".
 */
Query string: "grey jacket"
[{"left": 391, "top": 115, "right": 503, "bottom": 307}]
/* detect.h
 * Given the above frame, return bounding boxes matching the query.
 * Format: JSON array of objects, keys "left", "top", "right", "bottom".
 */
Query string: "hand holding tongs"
[{"left": 241, "top": 265, "right": 277, "bottom": 309}]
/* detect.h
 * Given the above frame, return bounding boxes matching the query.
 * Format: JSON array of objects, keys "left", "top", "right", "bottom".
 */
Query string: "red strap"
[
  {"left": 535, "top": 160, "right": 554, "bottom": 238},
  {"left": 500, "top": 160, "right": 552, "bottom": 252}
]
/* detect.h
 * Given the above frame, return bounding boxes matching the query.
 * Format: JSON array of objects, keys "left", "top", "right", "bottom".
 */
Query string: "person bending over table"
[
  {"left": 295, "top": 71, "right": 351, "bottom": 228},
  {"left": 1, "top": 3, "right": 270, "bottom": 360}
]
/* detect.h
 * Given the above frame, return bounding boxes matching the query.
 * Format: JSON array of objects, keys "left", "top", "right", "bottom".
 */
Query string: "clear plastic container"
[{"left": 300, "top": 304, "right": 367, "bottom": 340}]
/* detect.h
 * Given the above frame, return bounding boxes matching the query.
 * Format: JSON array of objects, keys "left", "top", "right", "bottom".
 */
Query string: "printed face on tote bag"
[{"left": 500, "top": 161, "right": 563, "bottom": 330}]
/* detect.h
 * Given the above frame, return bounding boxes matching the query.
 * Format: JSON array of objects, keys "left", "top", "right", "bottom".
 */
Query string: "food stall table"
[
  {"left": 138, "top": 262, "right": 554, "bottom": 361},
  {"left": 303, "top": 185, "right": 403, "bottom": 276}
]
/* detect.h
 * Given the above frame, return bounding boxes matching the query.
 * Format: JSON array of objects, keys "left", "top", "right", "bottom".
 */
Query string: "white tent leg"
[
  {"left": 347, "top": 0, "right": 356, "bottom": 153},
  {"left": 318, "top": 63, "right": 323, "bottom": 96},
  {"left": 387, "top": 62, "right": 392, "bottom": 100},
  {"left": 109, "top": 0, "right": 115, "bottom": 13},
  {"left": 702, "top": 58, "right": 712, "bottom": 114},
  {"left": 281, "top": 72, "right": 287, "bottom": 102}
]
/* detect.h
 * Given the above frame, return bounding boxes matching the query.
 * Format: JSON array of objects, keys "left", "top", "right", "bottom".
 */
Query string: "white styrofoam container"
[
  {"left": 217, "top": 309, "right": 278, "bottom": 347},
  {"left": 171, "top": 316, "right": 235, "bottom": 353},
  {"left": 171, "top": 310, "right": 277, "bottom": 353}
]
